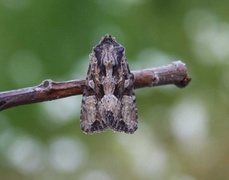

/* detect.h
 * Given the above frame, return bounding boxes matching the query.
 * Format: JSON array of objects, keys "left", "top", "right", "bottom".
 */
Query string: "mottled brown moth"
[{"left": 80, "top": 34, "right": 138, "bottom": 134}]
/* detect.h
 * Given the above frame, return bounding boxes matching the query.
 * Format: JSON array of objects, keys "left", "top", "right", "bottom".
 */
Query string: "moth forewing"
[{"left": 80, "top": 34, "right": 138, "bottom": 134}]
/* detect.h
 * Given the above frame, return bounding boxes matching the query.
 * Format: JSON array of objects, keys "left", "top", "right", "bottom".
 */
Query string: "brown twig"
[{"left": 0, "top": 61, "right": 191, "bottom": 111}]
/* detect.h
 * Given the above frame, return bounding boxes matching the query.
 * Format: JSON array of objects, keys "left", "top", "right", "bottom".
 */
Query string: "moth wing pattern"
[
  {"left": 80, "top": 34, "right": 138, "bottom": 134},
  {"left": 111, "top": 55, "right": 138, "bottom": 133},
  {"left": 80, "top": 56, "right": 107, "bottom": 134}
]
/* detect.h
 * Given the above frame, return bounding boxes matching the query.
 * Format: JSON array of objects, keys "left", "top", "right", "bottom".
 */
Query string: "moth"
[{"left": 80, "top": 34, "right": 138, "bottom": 134}]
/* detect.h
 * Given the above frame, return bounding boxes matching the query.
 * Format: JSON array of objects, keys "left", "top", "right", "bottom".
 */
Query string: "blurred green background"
[{"left": 0, "top": 0, "right": 229, "bottom": 180}]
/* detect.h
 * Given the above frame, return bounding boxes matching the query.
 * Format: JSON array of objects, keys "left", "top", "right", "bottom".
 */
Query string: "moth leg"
[{"left": 81, "top": 95, "right": 107, "bottom": 134}]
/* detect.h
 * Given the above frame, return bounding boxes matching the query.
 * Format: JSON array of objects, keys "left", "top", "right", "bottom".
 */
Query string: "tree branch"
[{"left": 0, "top": 61, "right": 191, "bottom": 111}]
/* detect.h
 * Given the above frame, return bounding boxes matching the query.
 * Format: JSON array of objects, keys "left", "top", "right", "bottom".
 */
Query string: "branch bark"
[{"left": 0, "top": 61, "right": 191, "bottom": 111}]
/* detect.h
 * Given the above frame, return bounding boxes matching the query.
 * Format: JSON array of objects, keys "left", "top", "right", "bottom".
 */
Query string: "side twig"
[{"left": 0, "top": 61, "right": 191, "bottom": 111}]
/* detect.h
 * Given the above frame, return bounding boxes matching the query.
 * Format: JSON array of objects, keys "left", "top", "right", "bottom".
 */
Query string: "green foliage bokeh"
[{"left": 0, "top": 1, "right": 229, "bottom": 180}]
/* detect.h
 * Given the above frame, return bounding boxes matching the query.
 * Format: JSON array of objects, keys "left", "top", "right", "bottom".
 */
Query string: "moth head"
[{"left": 93, "top": 35, "right": 125, "bottom": 67}]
